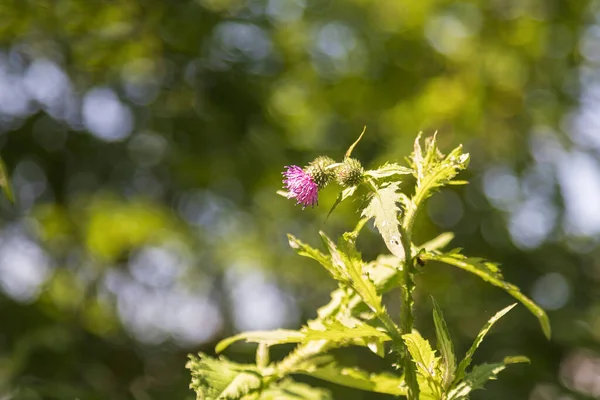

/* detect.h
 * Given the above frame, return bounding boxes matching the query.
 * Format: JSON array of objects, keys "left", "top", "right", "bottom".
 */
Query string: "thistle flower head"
[
  {"left": 305, "top": 156, "right": 336, "bottom": 189},
  {"left": 282, "top": 165, "right": 319, "bottom": 209},
  {"left": 336, "top": 158, "right": 364, "bottom": 187}
]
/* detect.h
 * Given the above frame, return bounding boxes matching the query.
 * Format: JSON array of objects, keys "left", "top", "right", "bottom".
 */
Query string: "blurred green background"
[{"left": 0, "top": 0, "right": 598, "bottom": 399}]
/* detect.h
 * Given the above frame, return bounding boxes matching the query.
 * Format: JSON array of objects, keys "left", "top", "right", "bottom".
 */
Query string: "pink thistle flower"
[{"left": 282, "top": 165, "right": 319, "bottom": 209}]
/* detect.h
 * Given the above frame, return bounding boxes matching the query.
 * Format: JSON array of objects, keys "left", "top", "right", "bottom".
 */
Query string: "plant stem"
[{"left": 400, "top": 200, "right": 419, "bottom": 399}]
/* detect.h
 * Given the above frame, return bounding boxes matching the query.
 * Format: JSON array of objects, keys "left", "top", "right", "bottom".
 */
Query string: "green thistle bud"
[
  {"left": 336, "top": 158, "right": 364, "bottom": 187},
  {"left": 305, "top": 156, "right": 336, "bottom": 189}
]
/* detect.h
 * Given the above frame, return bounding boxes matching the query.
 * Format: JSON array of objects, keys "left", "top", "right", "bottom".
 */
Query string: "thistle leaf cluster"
[{"left": 187, "top": 133, "right": 550, "bottom": 400}]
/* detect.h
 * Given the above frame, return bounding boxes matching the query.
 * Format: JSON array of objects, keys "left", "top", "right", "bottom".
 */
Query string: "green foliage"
[
  {"left": 295, "top": 355, "right": 407, "bottom": 396},
  {"left": 447, "top": 357, "right": 530, "bottom": 400},
  {"left": 453, "top": 303, "right": 517, "bottom": 384},
  {"left": 421, "top": 251, "right": 551, "bottom": 339},
  {"left": 0, "top": 0, "right": 590, "bottom": 398},
  {"left": 187, "top": 134, "right": 549, "bottom": 399},
  {"left": 431, "top": 297, "right": 455, "bottom": 388},
  {"left": 402, "top": 331, "right": 443, "bottom": 399},
  {"left": 186, "top": 354, "right": 262, "bottom": 400},
  {"left": 259, "top": 380, "right": 332, "bottom": 400},
  {"left": 361, "top": 182, "right": 407, "bottom": 259},
  {"left": 0, "top": 156, "right": 14, "bottom": 203}
]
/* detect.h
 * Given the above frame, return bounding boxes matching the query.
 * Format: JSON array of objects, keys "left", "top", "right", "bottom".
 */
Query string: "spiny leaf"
[
  {"left": 454, "top": 304, "right": 517, "bottom": 384},
  {"left": 402, "top": 331, "right": 443, "bottom": 399},
  {"left": 304, "top": 320, "right": 390, "bottom": 342},
  {"left": 361, "top": 182, "right": 406, "bottom": 259},
  {"left": 319, "top": 230, "right": 404, "bottom": 346},
  {"left": 186, "top": 353, "right": 261, "bottom": 400},
  {"left": 407, "top": 133, "right": 470, "bottom": 207},
  {"left": 365, "top": 163, "right": 413, "bottom": 179},
  {"left": 288, "top": 234, "right": 344, "bottom": 282},
  {"left": 423, "top": 251, "right": 551, "bottom": 339},
  {"left": 402, "top": 332, "right": 440, "bottom": 381},
  {"left": 364, "top": 254, "right": 403, "bottom": 293},
  {"left": 219, "top": 372, "right": 262, "bottom": 399},
  {"left": 448, "top": 356, "right": 529, "bottom": 399},
  {"left": 295, "top": 355, "right": 407, "bottom": 396},
  {"left": 418, "top": 232, "right": 455, "bottom": 252},
  {"left": 216, "top": 324, "right": 390, "bottom": 354},
  {"left": 259, "top": 379, "right": 332, "bottom": 400},
  {"left": 319, "top": 231, "right": 383, "bottom": 313},
  {"left": 431, "top": 296, "right": 456, "bottom": 388},
  {"left": 216, "top": 330, "right": 306, "bottom": 353}
]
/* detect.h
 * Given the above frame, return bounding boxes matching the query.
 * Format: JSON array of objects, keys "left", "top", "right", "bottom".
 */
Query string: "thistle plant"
[{"left": 187, "top": 132, "right": 551, "bottom": 400}]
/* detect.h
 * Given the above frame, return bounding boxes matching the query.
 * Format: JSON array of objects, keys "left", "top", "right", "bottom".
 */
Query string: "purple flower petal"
[{"left": 282, "top": 165, "right": 319, "bottom": 209}]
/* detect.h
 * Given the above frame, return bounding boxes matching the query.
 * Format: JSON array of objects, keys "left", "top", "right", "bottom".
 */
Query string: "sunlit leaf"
[
  {"left": 423, "top": 251, "right": 551, "bottom": 339},
  {"left": 453, "top": 304, "right": 517, "bottom": 384},
  {"left": 319, "top": 231, "right": 383, "bottom": 313},
  {"left": 216, "top": 330, "right": 306, "bottom": 353},
  {"left": 364, "top": 254, "right": 403, "bottom": 293},
  {"left": 216, "top": 322, "right": 390, "bottom": 354},
  {"left": 402, "top": 331, "right": 443, "bottom": 398},
  {"left": 186, "top": 353, "right": 261, "bottom": 400},
  {"left": 431, "top": 296, "right": 456, "bottom": 388},
  {"left": 418, "top": 232, "right": 455, "bottom": 252},
  {"left": 304, "top": 321, "right": 390, "bottom": 342},
  {"left": 288, "top": 234, "right": 343, "bottom": 282},
  {"left": 365, "top": 163, "right": 413, "bottom": 179},
  {"left": 406, "top": 133, "right": 469, "bottom": 212},
  {"left": 448, "top": 356, "right": 529, "bottom": 399},
  {"left": 295, "top": 355, "right": 407, "bottom": 396},
  {"left": 402, "top": 332, "right": 440, "bottom": 381},
  {"left": 259, "top": 379, "right": 332, "bottom": 400},
  {"left": 361, "top": 182, "right": 406, "bottom": 259}
]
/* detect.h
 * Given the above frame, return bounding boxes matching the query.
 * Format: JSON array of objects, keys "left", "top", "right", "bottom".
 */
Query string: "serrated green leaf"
[
  {"left": 304, "top": 320, "right": 390, "bottom": 342},
  {"left": 186, "top": 353, "right": 261, "bottom": 400},
  {"left": 448, "top": 356, "right": 529, "bottom": 399},
  {"left": 365, "top": 163, "right": 414, "bottom": 179},
  {"left": 0, "top": 157, "right": 14, "bottom": 203},
  {"left": 259, "top": 379, "right": 332, "bottom": 400},
  {"left": 216, "top": 330, "right": 306, "bottom": 353},
  {"left": 453, "top": 304, "right": 517, "bottom": 384},
  {"left": 364, "top": 254, "right": 403, "bottom": 293},
  {"left": 219, "top": 372, "right": 263, "bottom": 399},
  {"left": 320, "top": 231, "right": 383, "bottom": 313},
  {"left": 407, "top": 134, "right": 469, "bottom": 212},
  {"left": 320, "top": 230, "right": 405, "bottom": 346},
  {"left": 288, "top": 234, "right": 344, "bottom": 282},
  {"left": 286, "top": 232, "right": 404, "bottom": 357},
  {"left": 326, "top": 185, "right": 358, "bottom": 221},
  {"left": 295, "top": 355, "right": 407, "bottom": 396},
  {"left": 402, "top": 332, "right": 443, "bottom": 399},
  {"left": 418, "top": 232, "right": 455, "bottom": 252},
  {"left": 402, "top": 332, "right": 440, "bottom": 380},
  {"left": 216, "top": 323, "right": 390, "bottom": 354},
  {"left": 361, "top": 182, "right": 405, "bottom": 259},
  {"left": 423, "top": 251, "right": 551, "bottom": 339},
  {"left": 431, "top": 297, "right": 455, "bottom": 388}
]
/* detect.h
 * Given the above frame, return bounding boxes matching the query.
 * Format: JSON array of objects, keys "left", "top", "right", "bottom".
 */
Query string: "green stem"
[{"left": 400, "top": 199, "right": 420, "bottom": 399}]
